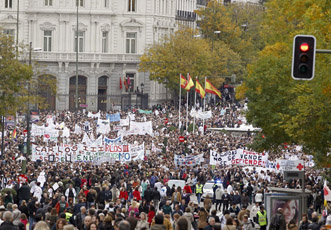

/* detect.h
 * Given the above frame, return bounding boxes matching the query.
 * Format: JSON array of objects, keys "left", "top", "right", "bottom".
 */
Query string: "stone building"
[{"left": 0, "top": 0, "right": 197, "bottom": 111}]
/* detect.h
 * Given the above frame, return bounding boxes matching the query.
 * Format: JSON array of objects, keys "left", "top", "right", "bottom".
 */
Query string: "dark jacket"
[
  {"left": 0, "top": 221, "right": 18, "bottom": 230},
  {"left": 307, "top": 222, "right": 320, "bottom": 230},
  {"left": 18, "top": 185, "right": 31, "bottom": 201},
  {"left": 299, "top": 221, "right": 309, "bottom": 230},
  {"left": 126, "top": 216, "right": 137, "bottom": 230}
]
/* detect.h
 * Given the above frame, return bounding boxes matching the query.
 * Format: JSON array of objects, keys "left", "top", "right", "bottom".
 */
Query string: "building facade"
[{"left": 0, "top": 0, "right": 197, "bottom": 111}]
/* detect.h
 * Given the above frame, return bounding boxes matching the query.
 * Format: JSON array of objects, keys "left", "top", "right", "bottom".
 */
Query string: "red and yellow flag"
[
  {"left": 123, "top": 77, "right": 128, "bottom": 90},
  {"left": 195, "top": 80, "right": 205, "bottom": 98},
  {"left": 185, "top": 74, "right": 194, "bottom": 91},
  {"left": 180, "top": 74, "right": 188, "bottom": 89},
  {"left": 12, "top": 129, "right": 17, "bottom": 139},
  {"left": 205, "top": 79, "right": 221, "bottom": 98}
]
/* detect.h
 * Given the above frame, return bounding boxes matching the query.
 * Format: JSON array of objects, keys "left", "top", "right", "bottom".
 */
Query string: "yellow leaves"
[
  {"left": 235, "top": 83, "right": 248, "bottom": 100},
  {"left": 259, "top": 42, "right": 289, "bottom": 58}
]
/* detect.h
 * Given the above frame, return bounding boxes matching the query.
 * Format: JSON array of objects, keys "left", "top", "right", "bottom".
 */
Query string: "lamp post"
[
  {"left": 211, "top": 30, "right": 221, "bottom": 51},
  {"left": 0, "top": 90, "right": 4, "bottom": 159},
  {"left": 75, "top": 0, "right": 79, "bottom": 111},
  {"left": 140, "top": 83, "right": 144, "bottom": 109}
]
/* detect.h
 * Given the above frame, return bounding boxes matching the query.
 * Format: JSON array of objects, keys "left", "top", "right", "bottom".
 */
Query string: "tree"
[
  {"left": 196, "top": 0, "right": 266, "bottom": 66},
  {"left": 242, "top": 0, "right": 331, "bottom": 167},
  {"left": 0, "top": 31, "right": 33, "bottom": 116},
  {"left": 139, "top": 27, "right": 243, "bottom": 93}
]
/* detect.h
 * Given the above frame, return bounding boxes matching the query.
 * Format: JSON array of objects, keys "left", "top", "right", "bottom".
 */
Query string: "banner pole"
[
  {"left": 179, "top": 74, "right": 182, "bottom": 129},
  {"left": 186, "top": 73, "right": 189, "bottom": 131},
  {"left": 193, "top": 77, "right": 197, "bottom": 133},
  {"left": 203, "top": 77, "right": 207, "bottom": 135}
]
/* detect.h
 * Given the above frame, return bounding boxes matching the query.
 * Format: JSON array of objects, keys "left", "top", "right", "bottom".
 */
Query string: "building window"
[
  {"left": 45, "top": 0, "right": 52, "bottom": 6},
  {"left": 125, "top": 73, "right": 135, "bottom": 93},
  {"left": 128, "top": 0, "right": 136, "bottom": 12},
  {"left": 126, "top": 32, "right": 136, "bottom": 54},
  {"left": 102, "top": 31, "right": 108, "bottom": 53},
  {"left": 3, "top": 29, "right": 15, "bottom": 37},
  {"left": 76, "top": 0, "right": 84, "bottom": 7},
  {"left": 5, "top": 0, "right": 12, "bottom": 8},
  {"left": 104, "top": 0, "right": 109, "bottom": 8},
  {"left": 74, "top": 31, "right": 84, "bottom": 52},
  {"left": 43, "top": 30, "right": 52, "bottom": 51}
]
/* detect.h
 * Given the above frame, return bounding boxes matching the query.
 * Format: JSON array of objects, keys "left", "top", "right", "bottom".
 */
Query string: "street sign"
[
  {"left": 276, "top": 160, "right": 305, "bottom": 171},
  {"left": 179, "top": 136, "right": 185, "bottom": 143}
]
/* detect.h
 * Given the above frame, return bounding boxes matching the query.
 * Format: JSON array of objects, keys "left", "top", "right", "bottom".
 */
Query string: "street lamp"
[
  {"left": 212, "top": 31, "right": 221, "bottom": 51},
  {"left": 0, "top": 90, "right": 4, "bottom": 159},
  {"left": 141, "top": 83, "right": 144, "bottom": 94}
]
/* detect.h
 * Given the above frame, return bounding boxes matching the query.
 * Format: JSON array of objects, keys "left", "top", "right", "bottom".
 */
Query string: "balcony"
[
  {"left": 175, "top": 10, "right": 197, "bottom": 22},
  {"left": 29, "top": 52, "right": 141, "bottom": 63}
]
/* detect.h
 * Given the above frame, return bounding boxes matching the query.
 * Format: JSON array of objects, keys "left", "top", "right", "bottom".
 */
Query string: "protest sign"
[
  {"left": 107, "top": 113, "right": 121, "bottom": 122},
  {"left": 120, "top": 118, "right": 129, "bottom": 126},
  {"left": 32, "top": 140, "right": 144, "bottom": 164},
  {"left": 174, "top": 154, "right": 204, "bottom": 166},
  {"left": 209, "top": 149, "right": 268, "bottom": 167},
  {"left": 129, "top": 121, "right": 153, "bottom": 135},
  {"left": 138, "top": 109, "right": 153, "bottom": 114},
  {"left": 209, "top": 150, "right": 236, "bottom": 166}
]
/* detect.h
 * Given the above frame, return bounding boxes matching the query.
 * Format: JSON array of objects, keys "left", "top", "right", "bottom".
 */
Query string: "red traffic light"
[{"left": 300, "top": 43, "right": 309, "bottom": 52}]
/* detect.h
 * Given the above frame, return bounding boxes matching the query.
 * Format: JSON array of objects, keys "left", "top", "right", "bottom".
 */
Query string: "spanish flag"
[
  {"left": 12, "top": 129, "right": 17, "bottom": 139},
  {"left": 185, "top": 74, "right": 194, "bottom": 91},
  {"left": 205, "top": 79, "right": 221, "bottom": 98},
  {"left": 123, "top": 77, "right": 128, "bottom": 90},
  {"left": 195, "top": 80, "right": 205, "bottom": 98},
  {"left": 180, "top": 74, "right": 188, "bottom": 89}
]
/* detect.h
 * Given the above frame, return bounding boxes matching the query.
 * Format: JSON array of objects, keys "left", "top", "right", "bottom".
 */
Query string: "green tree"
[
  {"left": 0, "top": 31, "right": 33, "bottom": 115},
  {"left": 139, "top": 27, "right": 243, "bottom": 92},
  {"left": 196, "top": 0, "right": 266, "bottom": 66},
  {"left": 242, "top": 0, "right": 331, "bottom": 167}
]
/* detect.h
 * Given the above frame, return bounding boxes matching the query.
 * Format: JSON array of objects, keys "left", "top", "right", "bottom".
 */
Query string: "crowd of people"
[{"left": 0, "top": 100, "right": 330, "bottom": 230}]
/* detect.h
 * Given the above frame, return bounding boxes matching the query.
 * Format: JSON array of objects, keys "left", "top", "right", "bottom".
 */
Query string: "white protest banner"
[
  {"left": 209, "top": 150, "right": 236, "bottom": 166},
  {"left": 174, "top": 154, "right": 204, "bottom": 166},
  {"left": 74, "top": 124, "right": 82, "bottom": 134},
  {"left": 190, "top": 109, "right": 212, "bottom": 120},
  {"left": 131, "top": 143, "right": 145, "bottom": 161},
  {"left": 232, "top": 149, "right": 268, "bottom": 167},
  {"left": 104, "top": 136, "right": 122, "bottom": 144},
  {"left": 97, "top": 119, "right": 110, "bottom": 134},
  {"left": 120, "top": 118, "right": 130, "bottom": 126},
  {"left": 31, "top": 124, "right": 44, "bottom": 136},
  {"left": 129, "top": 121, "right": 153, "bottom": 135},
  {"left": 43, "top": 129, "right": 59, "bottom": 142},
  {"left": 88, "top": 111, "right": 101, "bottom": 119}
]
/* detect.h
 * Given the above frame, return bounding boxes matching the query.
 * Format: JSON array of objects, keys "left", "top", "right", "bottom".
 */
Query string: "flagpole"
[
  {"left": 178, "top": 74, "right": 181, "bottom": 129},
  {"left": 193, "top": 77, "right": 197, "bottom": 133},
  {"left": 186, "top": 73, "right": 189, "bottom": 131},
  {"left": 203, "top": 77, "right": 207, "bottom": 135}
]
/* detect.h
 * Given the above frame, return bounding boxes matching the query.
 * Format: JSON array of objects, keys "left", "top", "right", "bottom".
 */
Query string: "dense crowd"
[{"left": 0, "top": 101, "right": 330, "bottom": 230}]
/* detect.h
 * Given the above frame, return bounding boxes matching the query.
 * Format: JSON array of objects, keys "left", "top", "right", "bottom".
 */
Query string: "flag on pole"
[
  {"left": 120, "top": 78, "right": 123, "bottom": 89},
  {"left": 324, "top": 181, "right": 331, "bottom": 203},
  {"left": 185, "top": 74, "right": 194, "bottom": 91},
  {"left": 12, "top": 129, "right": 17, "bottom": 139},
  {"left": 124, "top": 77, "right": 128, "bottom": 90},
  {"left": 180, "top": 74, "right": 188, "bottom": 89},
  {"left": 205, "top": 79, "right": 221, "bottom": 98},
  {"left": 127, "top": 76, "right": 131, "bottom": 89},
  {"left": 195, "top": 80, "right": 206, "bottom": 98}
]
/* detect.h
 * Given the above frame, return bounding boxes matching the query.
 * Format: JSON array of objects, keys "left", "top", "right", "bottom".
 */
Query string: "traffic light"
[{"left": 292, "top": 35, "right": 316, "bottom": 80}]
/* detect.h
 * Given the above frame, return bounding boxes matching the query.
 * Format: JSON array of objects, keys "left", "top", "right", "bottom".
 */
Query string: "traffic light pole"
[{"left": 316, "top": 49, "right": 331, "bottom": 54}]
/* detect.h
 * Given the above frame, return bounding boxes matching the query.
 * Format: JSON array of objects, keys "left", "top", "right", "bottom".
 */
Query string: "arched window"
[
  {"left": 98, "top": 76, "right": 108, "bottom": 111},
  {"left": 69, "top": 76, "right": 87, "bottom": 111}
]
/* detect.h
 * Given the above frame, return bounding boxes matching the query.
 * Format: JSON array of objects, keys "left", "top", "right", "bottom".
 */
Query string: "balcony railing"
[{"left": 28, "top": 52, "right": 141, "bottom": 63}]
